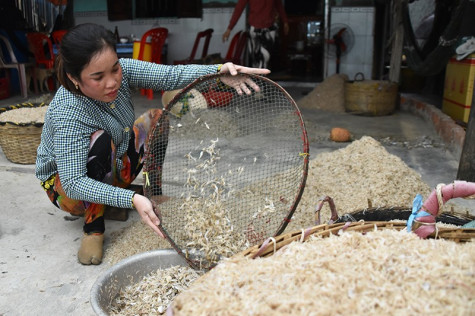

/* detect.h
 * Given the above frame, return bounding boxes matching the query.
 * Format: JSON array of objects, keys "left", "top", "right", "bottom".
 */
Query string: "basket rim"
[
  {"left": 0, "top": 102, "right": 47, "bottom": 127},
  {"left": 337, "top": 206, "right": 475, "bottom": 223},
  {"left": 237, "top": 221, "right": 475, "bottom": 259}
]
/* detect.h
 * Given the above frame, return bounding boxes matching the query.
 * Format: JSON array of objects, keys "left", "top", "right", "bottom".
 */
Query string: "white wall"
[
  {"left": 325, "top": 6, "right": 375, "bottom": 80},
  {"left": 74, "top": 8, "right": 246, "bottom": 64}
]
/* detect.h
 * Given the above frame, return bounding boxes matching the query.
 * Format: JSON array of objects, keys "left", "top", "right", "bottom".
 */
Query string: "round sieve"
[{"left": 143, "top": 73, "right": 309, "bottom": 269}]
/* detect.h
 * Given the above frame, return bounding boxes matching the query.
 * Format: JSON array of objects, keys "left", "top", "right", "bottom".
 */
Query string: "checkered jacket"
[{"left": 36, "top": 58, "right": 219, "bottom": 208}]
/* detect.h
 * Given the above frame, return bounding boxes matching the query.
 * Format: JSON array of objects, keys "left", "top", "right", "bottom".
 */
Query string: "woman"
[
  {"left": 222, "top": 0, "right": 289, "bottom": 69},
  {"left": 35, "top": 23, "right": 270, "bottom": 265}
]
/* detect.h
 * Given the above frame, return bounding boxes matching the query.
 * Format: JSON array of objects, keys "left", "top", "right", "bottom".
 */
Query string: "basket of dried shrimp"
[
  {"left": 168, "top": 221, "right": 474, "bottom": 315},
  {"left": 168, "top": 184, "right": 474, "bottom": 315},
  {"left": 239, "top": 220, "right": 474, "bottom": 259},
  {"left": 0, "top": 102, "right": 47, "bottom": 164},
  {"left": 240, "top": 187, "right": 475, "bottom": 259}
]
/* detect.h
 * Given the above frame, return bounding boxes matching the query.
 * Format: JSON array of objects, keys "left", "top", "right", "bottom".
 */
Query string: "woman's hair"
[{"left": 56, "top": 23, "right": 116, "bottom": 94}]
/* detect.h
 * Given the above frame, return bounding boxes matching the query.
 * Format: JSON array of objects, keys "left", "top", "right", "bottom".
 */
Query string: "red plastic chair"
[
  {"left": 136, "top": 27, "right": 168, "bottom": 99},
  {"left": 225, "top": 31, "right": 248, "bottom": 65},
  {"left": 225, "top": 31, "right": 242, "bottom": 61},
  {"left": 26, "top": 32, "right": 55, "bottom": 93},
  {"left": 26, "top": 32, "right": 54, "bottom": 69},
  {"left": 174, "top": 28, "right": 213, "bottom": 65},
  {"left": 51, "top": 30, "right": 67, "bottom": 46}
]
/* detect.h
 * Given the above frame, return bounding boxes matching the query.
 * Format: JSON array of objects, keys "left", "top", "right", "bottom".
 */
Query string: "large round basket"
[
  {"left": 344, "top": 72, "right": 398, "bottom": 116},
  {"left": 241, "top": 199, "right": 475, "bottom": 259},
  {"left": 167, "top": 218, "right": 474, "bottom": 315},
  {"left": 0, "top": 103, "right": 46, "bottom": 164},
  {"left": 237, "top": 220, "right": 475, "bottom": 259}
]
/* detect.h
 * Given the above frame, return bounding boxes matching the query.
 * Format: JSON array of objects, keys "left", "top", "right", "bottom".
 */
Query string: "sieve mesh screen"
[{"left": 143, "top": 73, "right": 309, "bottom": 269}]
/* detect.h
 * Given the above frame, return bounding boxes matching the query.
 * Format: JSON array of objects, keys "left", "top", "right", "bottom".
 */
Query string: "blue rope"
[{"left": 406, "top": 194, "right": 431, "bottom": 232}]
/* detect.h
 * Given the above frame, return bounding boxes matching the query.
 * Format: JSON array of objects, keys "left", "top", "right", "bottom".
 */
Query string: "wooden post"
[
  {"left": 457, "top": 82, "right": 475, "bottom": 181},
  {"left": 456, "top": 0, "right": 475, "bottom": 181},
  {"left": 389, "top": 0, "right": 404, "bottom": 84}
]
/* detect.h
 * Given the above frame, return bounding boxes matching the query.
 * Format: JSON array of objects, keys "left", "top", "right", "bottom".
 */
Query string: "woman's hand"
[
  {"left": 133, "top": 194, "right": 165, "bottom": 238},
  {"left": 283, "top": 23, "right": 289, "bottom": 36},
  {"left": 218, "top": 62, "right": 271, "bottom": 95},
  {"left": 222, "top": 28, "right": 232, "bottom": 42}
]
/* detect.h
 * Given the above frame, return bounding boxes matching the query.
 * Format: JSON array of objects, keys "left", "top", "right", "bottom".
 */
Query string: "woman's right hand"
[
  {"left": 222, "top": 28, "right": 231, "bottom": 42},
  {"left": 133, "top": 194, "right": 165, "bottom": 238},
  {"left": 218, "top": 62, "right": 270, "bottom": 95}
]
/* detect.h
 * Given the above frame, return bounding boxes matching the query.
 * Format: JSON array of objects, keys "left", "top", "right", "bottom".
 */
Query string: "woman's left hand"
[
  {"left": 218, "top": 62, "right": 270, "bottom": 95},
  {"left": 133, "top": 194, "right": 165, "bottom": 238}
]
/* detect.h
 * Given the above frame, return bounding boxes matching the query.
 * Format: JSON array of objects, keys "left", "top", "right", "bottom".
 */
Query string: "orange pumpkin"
[{"left": 330, "top": 127, "right": 351, "bottom": 142}]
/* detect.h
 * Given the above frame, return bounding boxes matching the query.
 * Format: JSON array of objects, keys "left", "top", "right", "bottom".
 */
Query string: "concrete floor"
[{"left": 0, "top": 83, "right": 472, "bottom": 316}]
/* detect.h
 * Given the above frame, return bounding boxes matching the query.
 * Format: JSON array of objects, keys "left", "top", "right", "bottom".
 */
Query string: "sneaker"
[
  {"left": 456, "top": 37, "right": 475, "bottom": 60},
  {"left": 78, "top": 233, "right": 104, "bottom": 265}
]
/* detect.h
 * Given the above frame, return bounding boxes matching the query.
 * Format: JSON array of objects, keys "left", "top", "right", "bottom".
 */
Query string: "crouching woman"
[{"left": 35, "top": 23, "right": 269, "bottom": 265}]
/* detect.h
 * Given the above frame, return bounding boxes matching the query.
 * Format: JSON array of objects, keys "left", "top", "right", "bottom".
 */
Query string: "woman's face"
[{"left": 76, "top": 47, "right": 122, "bottom": 102}]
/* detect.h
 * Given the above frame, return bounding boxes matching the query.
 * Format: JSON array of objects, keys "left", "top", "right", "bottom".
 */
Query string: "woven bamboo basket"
[
  {"left": 240, "top": 190, "right": 475, "bottom": 259},
  {"left": 238, "top": 220, "right": 475, "bottom": 259},
  {"left": 239, "top": 200, "right": 475, "bottom": 260},
  {"left": 0, "top": 103, "right": 46, "bottom": 164},
  {"left": 335, "top": 205, "right": 475, "bottom": 226},
  {"left": 169, "top": 217, "right": 474, "bottom": 314},
  {"left": 344, "top": 72, "right": 398, "bottom": 116}
]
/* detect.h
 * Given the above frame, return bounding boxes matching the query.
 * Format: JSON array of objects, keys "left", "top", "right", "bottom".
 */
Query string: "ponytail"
[{"left": 55, "top": 53, "right": 77, "bottom": 93}]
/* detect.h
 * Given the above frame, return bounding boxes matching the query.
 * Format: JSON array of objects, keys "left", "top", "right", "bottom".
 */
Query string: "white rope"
[
  {"left": 436, "top": 183, "right": 445, "bottom": 212},
  {"left": 269, "top": 237, "right": 277, "bottom": 255}
]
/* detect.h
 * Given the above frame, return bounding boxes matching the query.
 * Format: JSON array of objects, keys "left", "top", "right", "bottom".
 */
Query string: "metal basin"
[{"left": 90, "top": 249, "right": 188, "bottom": 315}]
